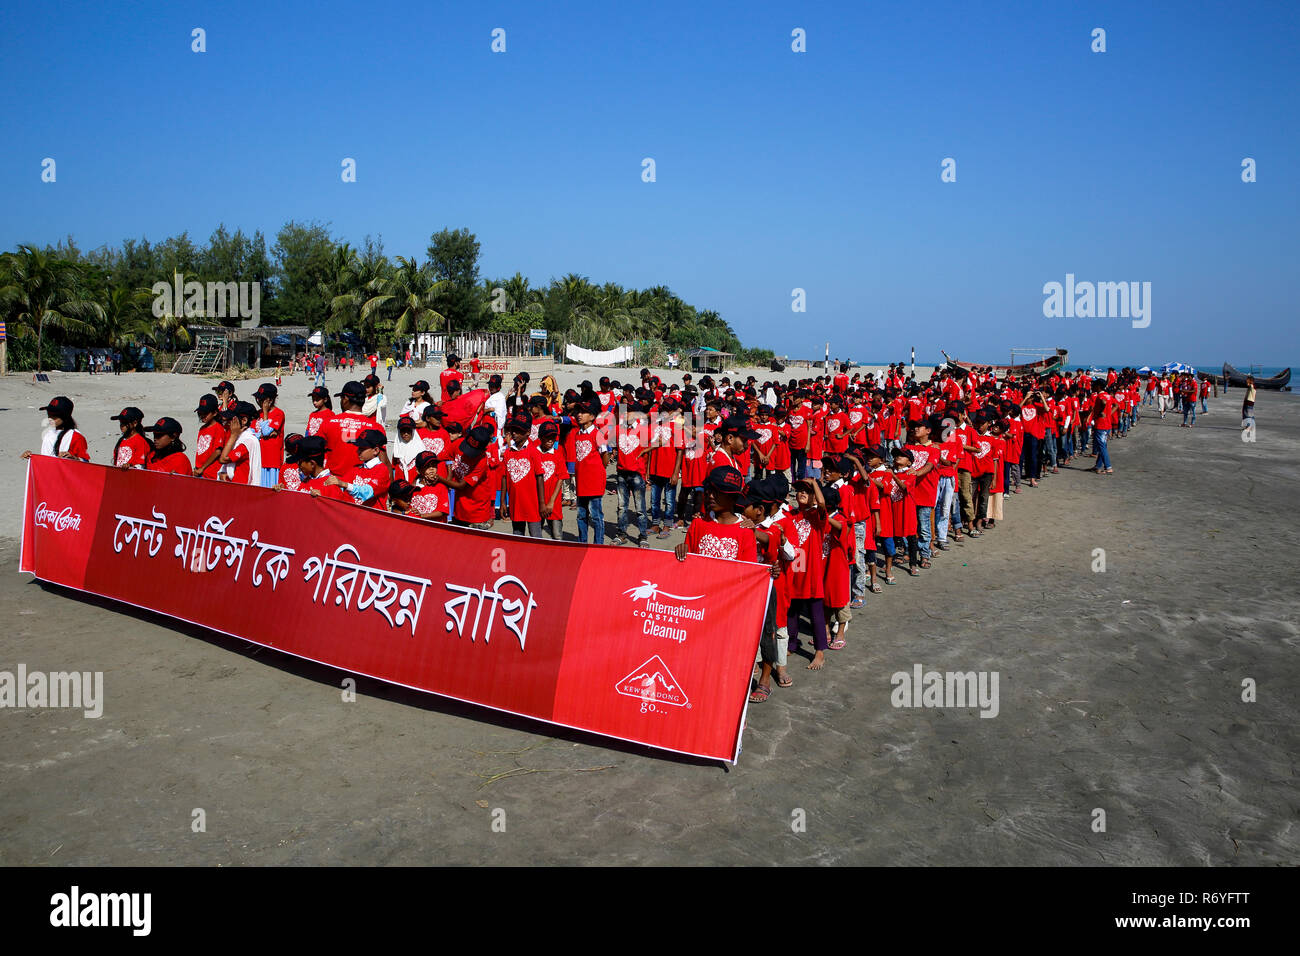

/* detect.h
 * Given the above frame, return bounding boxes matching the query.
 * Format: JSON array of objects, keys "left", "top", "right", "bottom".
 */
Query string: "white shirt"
[
  {"left": 485, "top": 391, "right": 507, "bottom": 443},
  {"left": 224, "top": 430, "right": 262, "bottom": 483},
  {"left": 40, "top": 424, "right": 84, "bottom": 457}
]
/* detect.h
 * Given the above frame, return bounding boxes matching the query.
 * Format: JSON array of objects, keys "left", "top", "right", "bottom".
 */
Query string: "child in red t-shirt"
[
  {"left": 536, "top": 421, "right": 566, "bottom": 539},
  {"left": 822, "top": 485, "right": 854, "bottom": 651},
  {"left": 785, "top": 478, "right": 837, "bottom": 671},
  {"left": 502, "top": 416, "right": 545, "bottom": 536}
]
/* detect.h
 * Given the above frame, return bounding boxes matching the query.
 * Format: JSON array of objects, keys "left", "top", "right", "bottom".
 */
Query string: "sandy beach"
[{"left": 1, "top": 368, "right": 1297, "bottom": 865}]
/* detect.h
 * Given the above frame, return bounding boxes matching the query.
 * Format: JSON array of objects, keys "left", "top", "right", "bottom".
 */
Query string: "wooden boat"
[
  {"left": 941, "top": 348, "right": 1069, "bottom": 379},
  {"left": 1222, "top": 363, "right": 1291, "bottom": 390}
]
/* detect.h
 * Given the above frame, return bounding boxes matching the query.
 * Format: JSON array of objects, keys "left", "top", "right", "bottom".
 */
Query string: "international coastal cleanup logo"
[
  {"left": 34, "top": 502, "right": 82, "bottom": 532},
  {"left": 615, "top": 655, "right": 689, "bottom": 713},
  {"left": 623, "top": 580, "right": 705, "bottom": 644}
]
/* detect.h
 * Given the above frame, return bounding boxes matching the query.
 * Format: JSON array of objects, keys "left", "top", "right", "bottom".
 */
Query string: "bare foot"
[{"left": 807, "top": 650, "right": 825, "bottom": 670}]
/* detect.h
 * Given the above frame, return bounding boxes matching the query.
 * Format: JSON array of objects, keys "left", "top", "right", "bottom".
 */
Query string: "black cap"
[
  {"left": 284, "top": 433, "right": 303, "bottom": 455},
  {"left": 144, "top": 416, "right": 183, "bottom": 436},
  {"left": 309, "top": 386, "right": 330, "bottom": 400},
  {"left": 110, "top": 406, "right": 144, "bottom": 423},
  {"left": 233, "top": 401, "right": 259, "bottom": 420},
  {"left": 286, "top": 435, "right": 328, "bottom": 463},
  {"left": 538, "top": 420, "right": 559, "bottom": 439},
  {"left": 506, "top": 410, "right": 532, "bottom": 432},
  {"left": 335, "top": 381, "right": 366, "bottom": 401},
  {"left": 703, "top": 466, "right": 745, "bottom": 495},
  {"left": 348, "top": 428, "right": 387, "bottom": 449},
  {"left": 253, "top": 382, "right": 278, "bottom": 399},
  {"left": 822, "top": 485, "right": 841, "bottom": 513},
  {"left": 414, "top": 450, "right": 440, "bottom": 471},
  {"left": 195, "top": 394, "right": 220, "bottom": 414},
  {"left": 215, "top": 381, "right": 235, "bottom": 394},
  {"left": 397, "top": 414, "right": 416, "bottom": 430},
  {"left": 363, "top": 374, "right": 380, "bottom": 388},
  {"left": 461, "top": 425, "right": 493, "bottom": 459},
  {"left": 410, "top": 379, "right": 430, "bottom": 392},
  {"left": 39, "top": 396, "right": 74, "bottom": 417},
  {"left": 488, "top": 374, "right": 503, "bottom": 387},
  {"left": 717, "top": 417, "right": 760, "bottom": 440},
  {"left": 388, "top": 478, "right": 416, "bottom": 502}
]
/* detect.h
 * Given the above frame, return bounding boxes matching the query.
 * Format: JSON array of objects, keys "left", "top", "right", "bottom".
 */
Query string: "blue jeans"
[
  {"left": 850, "top": 521, "right": 868, "bottom": 599},
  {"left": 1201, "top": 397, "right": 1207, "bottom": 412},
  {"left": 1094, "top": 429, "right": 1111, "bottom": 470},
  {"left": 616, "top": 472, "right": 648, "bottom": 539},
  {"left": 1022, "top": 434, "right": 1041, "bottom": 480},
  {"left": 1044, "top": 431, "right": 1058, "bottom": 467},
  {"left": 650, "top": 477, "right": 676, "bottom": 526},
  {"left": 315, "top": 369, "right": 324, "bottom": 387},
  {"left": 935, "top": 475, "right": 957, "bottom": 541},
  {"left": 577, "top": 495, "right": 606, "bottom": 544},
  {"left": 1182, "top": 401, "right": 1196, "bottom": 426},
  {"left": 916, "top": 505, "right": 933, "bottom": 558}
]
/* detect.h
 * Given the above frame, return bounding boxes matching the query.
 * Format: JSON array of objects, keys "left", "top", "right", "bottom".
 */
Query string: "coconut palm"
[
  {"left": 361, "top": 256, "right": 448, "bottom": 341},
  {"left": 0, "top": 244, "right": 105, "bottom": 372}
]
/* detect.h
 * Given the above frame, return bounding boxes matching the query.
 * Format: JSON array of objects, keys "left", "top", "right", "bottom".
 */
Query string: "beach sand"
[{"left": 1, "top": 368, "right": 1296, "bottom": 865}]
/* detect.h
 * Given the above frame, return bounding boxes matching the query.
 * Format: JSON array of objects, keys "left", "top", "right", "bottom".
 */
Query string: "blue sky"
[{"left": 3, "top": 0, "right": 1297, "bottom": 366}]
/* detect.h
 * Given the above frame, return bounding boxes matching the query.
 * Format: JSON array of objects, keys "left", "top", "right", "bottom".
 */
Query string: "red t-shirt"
[
  {"left": 682, "top": 431, "right": 709, "bottom": 488},
  {"left": 786, "top": 410, "right": 810, "bottom": 451},
  {"left": 870, "top": 470, "right": 895, "bottom": 538},
  {"left": 785, "top": 509, "right": 827, "bottom": 599},
  {"left": 615, "top": 419, "right": 650, "bottom": 475},
  {"left": 648, "top": 422, "right": 682, "bottom": 480},
  {"left": 344, "top": 459, "right": 391, "bottom": 508},
  {"left": 194, "top": 422, "right": 226, "bottom": 477},
  {"left": 409, "top": 484, "right": 450, "bottom": 519},
  {"left": 306, "top": 408, "right": 332, "bottom": 438},
  {"left": 448, "top": 453, "right": 495, "bottom": 523},
  {"left": 538, "top": 445, "right": 566, "bottom": 520},
  {"left": 824, "top": 411, "right": 851, "bottom": 454},
  {"left": 227, "top": 441, "right": 253, "bottom": 485},
  {"left": 279, "top": 463, "right": 304, "bottom": 492},
  {"left": 566, "top": 425, "right": 608, "bottom": 497},
  {"left": 302, "top": 471, "right": 352, "bottom": 502},
  {"left": 439, "top": 368, "right": 464, "bottom": 403},
  {"left": 903, "top": 442, "right": 940, "bottom": 507},
  {"left": 256, "top": 406, "right": 287, "bottom": 468},
  {"left": 503, "top": 444, "right": 543, "bottom": 522},
  {"left": 147, "top": 450, "right": 191, "bottom": 475},
  {"left": 114, "top": 432, "right": 151, "bottom": 469},
  {"left": 685, "top": 515, "right": 758, "bottom": 563},
  {"left": 322, "top": 412, "right": 385, "bottom": 473}
]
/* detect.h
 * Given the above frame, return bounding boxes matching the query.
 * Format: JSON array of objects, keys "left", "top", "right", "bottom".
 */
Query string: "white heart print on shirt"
[{"left": 697, "top": 533, "right": 739, "bottom": 560}]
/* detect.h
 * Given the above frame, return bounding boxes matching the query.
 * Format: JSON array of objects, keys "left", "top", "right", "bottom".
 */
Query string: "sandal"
[
  {"left": 828, "top": 638, "right": 847, "bottom": 650},
  {"left": 776, "top": 673, "right": 793, "bottom": 688},
  {"left": 919, "top": 558, "right": 932, "bottom": 569},
  {"left": 906, "top": 566, "right": 919, "bottom": 576},
  {"left": 849, "top": 598, "right": 865, "bottom": 609},
  {"left": 868, "top": 581, "right": 882, "bottom": 593},
  {"left": 884, "top": 576, "right": 897, "bottom": 586},
  {"left": 748, "top": 684, "right": 771, "bottom": 703}
]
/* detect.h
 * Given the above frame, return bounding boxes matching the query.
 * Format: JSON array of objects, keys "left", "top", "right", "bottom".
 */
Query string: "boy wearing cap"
[
  {"left": 613, "top": 403, "right": 651, "bottom": 546},
  {"left": 537, "top": 421, "right": 565, "bottom": 539},
  {"left": 284, "top": 437, "right": 349, "bottom": 501},
  {"left": 502, "top": 416, "right": 545, "bottom": 536},
  {"left": 673, "top": 466, "right": 758, "bottom": 564},
  {"left": 566, "top": 401, "right": 612, "bottom": 544},
  {"left": 439, "top": 354, "right": 463, "bottom": 403},
  {"left": 485, "top": 374, "right": 507, "bottom": 441},
  {"left": 436, "top": 425, "right": 497, "bottom": 529},
  {"left": 740, "top": 477, "right": 796, "bottom": 700},
  {"left": 252, "top": 383, "right": 286, "bottom": 488},
  {"left": 21, "top": 396, "right": 89, "bottom": 462},
  {"left": 326, "top": 429, "right": 390, "bottom": 507},
  {"left": 111, "top": 407, "right": 151, "bottom": 469},
  {"left": 193, "top": 395, "right": 226, "bottom": 478},
  {"left": 321, "top": 381, "right": 387, "bottom": 474},
  {"left": 144, "top": 418, "right": 191, "bottom": 475}
]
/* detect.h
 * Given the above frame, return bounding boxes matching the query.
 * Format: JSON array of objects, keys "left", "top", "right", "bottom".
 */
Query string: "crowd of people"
[{"left": 25, "top": 357, "right": 1169, "bottom": 702}]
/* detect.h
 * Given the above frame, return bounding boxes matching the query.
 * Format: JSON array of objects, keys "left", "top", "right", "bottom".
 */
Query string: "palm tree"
[
  {"left": 0, "top": 244, "right": 104, "bottom": 372},
  {"left": 100, "top": 286, "right": 155, "bottom": 348},
  {"left": 361, "top": 256, "right": 448, "bottom": 343}
]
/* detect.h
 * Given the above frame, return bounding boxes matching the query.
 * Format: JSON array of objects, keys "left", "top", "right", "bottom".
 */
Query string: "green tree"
[
  {"left": 272, "top": 221, "right": 335, "bottom": 328},
  {"left": 0, "top": 244, "right": 105, "bottom": 372},
  {"left": 426, "top": 228, "right": 481, "bottom": 335}
]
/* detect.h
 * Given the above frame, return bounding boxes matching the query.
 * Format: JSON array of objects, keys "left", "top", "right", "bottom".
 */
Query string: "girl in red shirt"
[
  {"left": 144, "top": 418, "right": 191, "bottom": 475},
  {"left": 111, "top": 407, "right": 151, "bottom": 469},
  {"left": 785, "top": 478, "right": 834, "bottom": 671},
  {"left": 536, "top": 422, "right": 566, "bottom": 539}
]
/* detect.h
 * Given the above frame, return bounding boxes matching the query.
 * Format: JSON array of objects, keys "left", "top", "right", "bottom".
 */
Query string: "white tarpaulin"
[{"left": 565, "top": 344, "right": 634, "bottom": 365}]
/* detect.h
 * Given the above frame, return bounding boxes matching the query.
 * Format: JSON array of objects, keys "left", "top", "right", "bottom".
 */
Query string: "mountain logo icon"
[{"left": 615, "top": 655, "right": 689, "bottom": 708}]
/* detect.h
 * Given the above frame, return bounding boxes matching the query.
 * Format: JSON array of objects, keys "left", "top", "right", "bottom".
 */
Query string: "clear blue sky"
[{"left": 3, "top": 0, "right": 1297, "bottom": 367}]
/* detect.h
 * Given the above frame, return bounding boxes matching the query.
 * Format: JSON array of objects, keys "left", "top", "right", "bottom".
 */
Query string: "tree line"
[{"left": 0, "top": 222, "right": 774, "bottom": 371}]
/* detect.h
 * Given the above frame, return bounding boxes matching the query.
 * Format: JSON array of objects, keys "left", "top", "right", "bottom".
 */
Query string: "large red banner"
[{"left": 20, "top": 457, "right": 770, "bottom": 761}]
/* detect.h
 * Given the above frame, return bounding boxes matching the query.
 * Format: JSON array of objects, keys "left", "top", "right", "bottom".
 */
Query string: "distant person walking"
[{"left": 1242, "top": 375, "right": 1257, "bottom": 431}]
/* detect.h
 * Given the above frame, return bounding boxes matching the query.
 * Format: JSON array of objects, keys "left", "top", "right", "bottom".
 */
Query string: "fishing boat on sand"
[
  {"left": 1222, "top": 363, "right": 1291, "bottom": 390},
  {"left": 941, "top": 347, "right": 1069, "bottom": 378}
]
